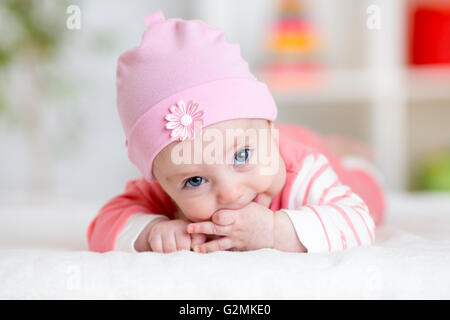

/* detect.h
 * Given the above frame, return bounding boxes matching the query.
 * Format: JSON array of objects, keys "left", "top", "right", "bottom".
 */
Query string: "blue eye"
[
  {"left": 184, "top": 176, "right": 206, "bottom": 188},
  {"left": 234, "top": 148, "right": 251, "bottom": 166}
]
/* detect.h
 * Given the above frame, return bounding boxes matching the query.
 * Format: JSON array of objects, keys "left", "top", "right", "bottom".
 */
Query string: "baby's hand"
[
  {"left": 186, "top": 202, "right": 274, "bottom": 253},
  {"left": 139, "top": 218, "right": 206, "bottom": 253}
]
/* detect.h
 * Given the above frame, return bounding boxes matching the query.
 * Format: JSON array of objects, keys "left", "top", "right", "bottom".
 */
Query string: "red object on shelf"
[
  {"left": 274, "top": 18, "right": 310, "bottom": 33},
  {"left": 409, "top": 4, "right": 450, "bottom": 65}
]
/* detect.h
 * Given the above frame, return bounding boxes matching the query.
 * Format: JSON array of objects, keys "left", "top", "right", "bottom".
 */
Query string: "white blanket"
[{"left": 1, "top": 192, "right": 450, "bottom": 299}]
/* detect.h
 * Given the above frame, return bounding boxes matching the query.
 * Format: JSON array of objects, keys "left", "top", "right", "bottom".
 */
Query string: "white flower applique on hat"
[{"left": 165, "top": 100, "right": 204, "bottom": 141}]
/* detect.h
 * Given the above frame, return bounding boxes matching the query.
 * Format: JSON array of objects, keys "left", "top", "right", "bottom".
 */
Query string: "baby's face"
[{"left": 153, "top": 119, "right": 286, "bottom": 222}]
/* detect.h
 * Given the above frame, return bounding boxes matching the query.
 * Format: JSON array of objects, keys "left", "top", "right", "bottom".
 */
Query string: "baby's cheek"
[
  {"left": 252, "top": 172, "right": 273, "bottom": 191},
  {"left": 182, "top": 201, "right": 215, "bottom": 222}
]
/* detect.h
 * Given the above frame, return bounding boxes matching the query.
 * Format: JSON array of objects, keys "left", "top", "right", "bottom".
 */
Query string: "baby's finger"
[
  {"left": 190, "top": 233, "right": 207, "bottom": 250},
  {"left": 174, "top": 232, "right": 191, "bottom": 251},
  {"left": 194, "top": 237, "right": 234, "bottom": 253},
  {"left": 149, "top": 233, "right": 163, "bottom": 253},
  {"left": 212, "top": 210, "right": 237, "bottom": 226},
  {"left": 162, "top": 233, "right": 177, "bottom": 253},
  {"left": 187, "top": 221, "right": 231, "bottom": 236}
]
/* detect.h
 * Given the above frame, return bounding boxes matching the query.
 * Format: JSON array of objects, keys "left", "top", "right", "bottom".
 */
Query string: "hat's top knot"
[{"left": 144, "top": 10, "right": 165, "bottom": 27}]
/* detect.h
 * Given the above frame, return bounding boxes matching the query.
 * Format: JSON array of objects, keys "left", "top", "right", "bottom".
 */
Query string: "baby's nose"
[{"left": 216, "top": 183, "right": 245, "bottom": 207}]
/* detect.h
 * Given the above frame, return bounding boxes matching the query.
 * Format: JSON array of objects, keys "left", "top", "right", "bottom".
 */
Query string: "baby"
[{"left": 87, "top": 11, "right": 385, "bottom": 254}]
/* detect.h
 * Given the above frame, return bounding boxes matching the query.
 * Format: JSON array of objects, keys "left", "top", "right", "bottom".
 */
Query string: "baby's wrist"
[
  {"left": 272, "top": 210, "right": 307, "bottom": 252},
  {"left": 272, "top": 210, "right": 284, "bottom": 251},
  {"left": 134, "top": 216, "right": 168, "bottom": 252}
]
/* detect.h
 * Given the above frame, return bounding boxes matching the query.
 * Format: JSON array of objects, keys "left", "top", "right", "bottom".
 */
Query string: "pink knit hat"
[{"left": 116, "top": 11, "right": 278, "bottom": 182}]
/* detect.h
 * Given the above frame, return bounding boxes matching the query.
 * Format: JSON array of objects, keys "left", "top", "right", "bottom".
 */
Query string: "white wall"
[{"left": 0, "top": 0, "right": 192, "bottom": 201}]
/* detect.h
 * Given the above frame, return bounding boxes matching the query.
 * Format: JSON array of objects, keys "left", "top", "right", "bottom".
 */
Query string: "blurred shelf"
[
  {"left": 406, "top": 66, "right": 450, "bottom": 102},
  {"left": 257, "top": 68, "right": 372, "bottom": 104},
  {"left": 257, "top": 66, "right": 450, "bottom": 105}
]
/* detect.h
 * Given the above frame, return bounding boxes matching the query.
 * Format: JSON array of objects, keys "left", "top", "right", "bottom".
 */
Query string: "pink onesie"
[{"left": 87, "top": 123, "right": 385, "bottom": 253}]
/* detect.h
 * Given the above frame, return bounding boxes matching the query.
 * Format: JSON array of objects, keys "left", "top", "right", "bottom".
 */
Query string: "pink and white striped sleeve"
[{"left": 280, "top": 153, "right": 376, "bottom": 253}]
